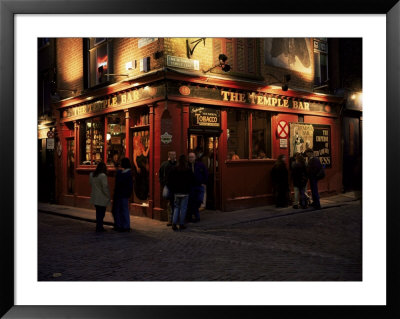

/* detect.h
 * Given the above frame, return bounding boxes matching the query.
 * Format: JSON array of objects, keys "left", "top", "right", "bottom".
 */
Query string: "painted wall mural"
[{"left": 264, "top": 38, "right": 312, "bottom": 74}]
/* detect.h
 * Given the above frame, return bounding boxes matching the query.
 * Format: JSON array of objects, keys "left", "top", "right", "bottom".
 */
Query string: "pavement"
[
  {"left": 38, "top": 191, "right": 362, "bottom": 281},
  {"left": 38, "top": 191, "right": 361, "bottom": 230}
]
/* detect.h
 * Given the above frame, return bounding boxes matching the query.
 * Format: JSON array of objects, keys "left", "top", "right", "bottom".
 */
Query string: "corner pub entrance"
[{"left": 53, "top": 67, "right": 343, "bottom": 220}]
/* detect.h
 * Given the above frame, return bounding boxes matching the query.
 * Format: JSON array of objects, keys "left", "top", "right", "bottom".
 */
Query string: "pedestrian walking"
[
  {"left": 113, "top": 157, "right": 134, "bottom": 232},
  {"left": 305, "top": 148, "right": 324, "bottom": 209},
  {"left": 270, "top": 154, "right": 289, "bottom": 207},
  {"left": 159, "top": 150, "right": 177, "bottom": 226},
  {"left": 291, "top": 153, "right": 308, "bottom": 209},
  {"left": 167, "top": 154, "right": 195, "bottom": 231},
  {"left": 89, "top": 162, "right": 111, "bottom": 232},
  {"left": 187, "top": 151, "right": 208, "bottom": 223}
]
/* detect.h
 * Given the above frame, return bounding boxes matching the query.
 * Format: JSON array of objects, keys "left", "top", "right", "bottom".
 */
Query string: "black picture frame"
[{"left": 1, "top": 0, "right": 399, "bottom": 318}]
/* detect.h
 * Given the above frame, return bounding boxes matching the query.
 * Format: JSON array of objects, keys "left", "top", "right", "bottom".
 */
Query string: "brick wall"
[
  {"left": 56, "top": 38, "right": 84, "bottom": 99},
  {"left": 112, "top": 38, "right": 164, "bottom": 78},
  {"left": 55, "top": 37, "right": 316, "bottom": 99},
  {"left": 164, "top": 38, "right": 214, "bottom": 72}
]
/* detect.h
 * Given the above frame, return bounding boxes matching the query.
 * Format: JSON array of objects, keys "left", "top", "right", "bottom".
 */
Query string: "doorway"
[{"left": 189, "top": 132, "right": 220, "bottom": 210}]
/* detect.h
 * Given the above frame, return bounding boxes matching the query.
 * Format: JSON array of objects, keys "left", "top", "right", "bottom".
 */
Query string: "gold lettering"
[
  {"left": 127, "top": 92, "right": 132, "bottom": 103},
  {"left": 257, "top": 95, "right": 264, "bottom": 105},
  {"left": 221, "top": 91, "right": 229, "bottom": 101},
  {"left": 112, "top": 96, "right": 117, "bottom": 106},
  {"left": 278, "top": 99, "right": 283, "bottom": 107},
  {"left": 248, "top": 92, "right": 257, "bottom": 104},
  {"left": 133, "top": 90, "right": 139, "bottom": 101},
  {"left": 121, "top": 94, "right": 127, "bottom": 104},
  {"left": 293, "top": 101, "right": 299, "bottom": 109},
  {"left": 230, "top": 92, "right": 238, "bottom": 102},
  {"left": 283, "top": 99, "right": 289, "bottom": 108},
  {"left": 271, "top": 98, "right": 278, "bottom": 106},
  {"left": 304, "top": 102, "right": 310, "bottom": 110},
  {"left": 263, "top": 96, "right": 271, "bottom": 106},
  {"left": 239, "top": 93, "right": 246, "bottom": 102},
  {"left": 298, "top": 102, "right": 304, "bottom": 109}
]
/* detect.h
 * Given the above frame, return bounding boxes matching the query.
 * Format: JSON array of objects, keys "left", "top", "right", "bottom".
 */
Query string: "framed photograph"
[{"left": 1, "top": 0, "right": 399, "bottom": 318}]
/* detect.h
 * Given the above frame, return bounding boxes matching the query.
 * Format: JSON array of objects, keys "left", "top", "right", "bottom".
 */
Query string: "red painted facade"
[{"left": 47, "top": 38, "right": 344, "bottom": 220}]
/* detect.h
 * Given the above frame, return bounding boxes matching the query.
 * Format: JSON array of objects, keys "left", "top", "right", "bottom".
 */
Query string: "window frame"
[
  {"left": 84, "top": 38, "right": 113, "bottom": 89},
  {"left": 78, "top": 116, "right": 106, "bottom": 167},
  {"left": 226, "top": 108, "right": 272, "bottom": 162},
  {"left": 313, "top": 38, "right": 329, "bottom": 87}
]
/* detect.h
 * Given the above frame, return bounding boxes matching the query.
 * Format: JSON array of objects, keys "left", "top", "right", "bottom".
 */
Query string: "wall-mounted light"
[
  {"left": 98, "top": 65, "right": 129, "bottom": 82},
  {"left": 265, "top": 73, "right": 291, "bottom": 91},
  {"left": 203, "top": 53, "right": 231, "bottom": 74}
]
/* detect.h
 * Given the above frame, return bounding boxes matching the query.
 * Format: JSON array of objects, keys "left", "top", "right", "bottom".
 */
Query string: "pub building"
[{"left": 48, "top": 38, "right": 345, "bottom": 219}]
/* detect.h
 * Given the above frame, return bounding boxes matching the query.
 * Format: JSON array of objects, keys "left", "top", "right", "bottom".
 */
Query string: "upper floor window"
[
  {"left": 213, "top": 38, "right": 257, "bottom": 75},
  {"left": 85, "top": 38, "right": 112, "bottom": 88},
  {"left": 314, "top": 38, "right": 328, "bottom": 86}
]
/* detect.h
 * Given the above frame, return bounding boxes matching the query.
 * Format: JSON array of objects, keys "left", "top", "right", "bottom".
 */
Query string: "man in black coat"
[{"left": 305, "top": 148, "right": 322, "bottom": 209}]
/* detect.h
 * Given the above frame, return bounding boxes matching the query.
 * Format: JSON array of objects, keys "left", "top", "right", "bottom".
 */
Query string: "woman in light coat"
[{"left": 89, "top": 162, "right": 110, "bottom": 232}]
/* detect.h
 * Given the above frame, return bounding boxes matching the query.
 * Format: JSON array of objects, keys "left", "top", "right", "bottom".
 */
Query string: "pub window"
[
  {"left": 213, "top": 38, "right": 257, "bottom": 74},
  {"left": 85, "top": 38, "right": 113, "bottom": 88},
  {"left": 314, "top": 38, "right": 328, "bottom": 86},
  {"left": 106, "top": 112, "right": 126, "bottom": 166},
  {"left": 80, "top": 117, "right": 105, "bottom": 165},
  {"left": 252, "top": 111, "right": 271, "bottom": 159},
  {"left": 227, "top": 109, "right": 249, "bottom": 160}
]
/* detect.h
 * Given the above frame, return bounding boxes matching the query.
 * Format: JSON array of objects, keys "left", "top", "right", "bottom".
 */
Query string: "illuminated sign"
[
  {"left": 62, "top": 85, "right": 164, "bottom": 120},
  {"left": 190, "top": 106, "right": 220, "bottom": 128}
]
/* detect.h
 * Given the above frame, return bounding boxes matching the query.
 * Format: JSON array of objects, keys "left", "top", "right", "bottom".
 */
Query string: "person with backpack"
[
  {"left": 305, "top": 148, "right": 324, "bottom": 210},
  {"left": 291, "top": 153, "right": 308, "bottom": 209},
  {"left": 158, "top": 151, "right": 177, "bottom": 226}
]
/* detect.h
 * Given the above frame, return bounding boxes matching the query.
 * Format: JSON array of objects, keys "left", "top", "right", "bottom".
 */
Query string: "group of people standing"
[
  {"left": 159, "top": 150, "right": 208, "bottom": 231},
  {"left": 89, "top": 158, "right": 133, "bottom": 233},
  {"left": 271, "top": 148, "right": 325, "bottom": 210}
]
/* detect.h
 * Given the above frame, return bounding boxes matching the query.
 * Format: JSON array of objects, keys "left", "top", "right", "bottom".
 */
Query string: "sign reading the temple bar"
[
  {"left": 62, "top": 84, "right": 164, "bottom": 120},
  {"left": 167, "top": 55, "right": 200, "bottom": 71},
  {"left": 312, "top": 124, "right": 331, "bottom": 168},
  {"left": 169, "top": 82, "right": 335, "bottom": 114},
  {"left": 190, "top": 106, "right": 220, "bottom": 128}
]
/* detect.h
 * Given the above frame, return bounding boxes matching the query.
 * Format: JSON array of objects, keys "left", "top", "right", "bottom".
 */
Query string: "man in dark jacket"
[
  {"left": 305, "top": 148, "right": 322, "bottom": 209},
  {"left": 167, "top": 155, "right": 195, "bottom": 231},
  {"left": 187, "top": 151, "right": 208, "bottom": 222},
  {"left": 158, "top": 151, "right": 176, "bottom": 226}
]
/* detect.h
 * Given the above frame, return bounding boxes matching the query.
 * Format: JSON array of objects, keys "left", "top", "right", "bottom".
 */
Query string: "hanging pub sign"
[
  {"left": 312, "top": 124, "right": 331, "bottom": 168},
  {"left": 189, "top": 106, "right": 220, "bottom": 128}
]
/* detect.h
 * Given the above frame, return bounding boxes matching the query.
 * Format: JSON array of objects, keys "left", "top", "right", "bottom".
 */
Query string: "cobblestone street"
[{"left": 38, "top": 195, "right": 362, "bottom": 281}]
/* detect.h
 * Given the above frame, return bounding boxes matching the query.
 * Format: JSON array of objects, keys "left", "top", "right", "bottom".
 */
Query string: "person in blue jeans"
[
  {"left": 305, "top": 148, "right": 322, "bottom": 210},
  {"left": 187, "top": 151, "right": 208, "bottom": 223},
  {"left": 167, "top": 154, "right": 195, "bottom": 231},
  {"left": 112, "top": 158, "right": 134, "bottom": 232}
]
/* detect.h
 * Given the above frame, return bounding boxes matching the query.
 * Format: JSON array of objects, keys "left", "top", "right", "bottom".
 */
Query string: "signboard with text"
[
  {"left": 312, "top": 124, "right": 331, "bottom": 168},
  {"left": 189, "top": 106, "right": 220, "bottom": 128}
]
